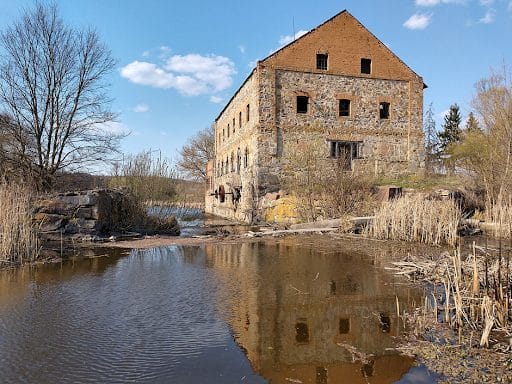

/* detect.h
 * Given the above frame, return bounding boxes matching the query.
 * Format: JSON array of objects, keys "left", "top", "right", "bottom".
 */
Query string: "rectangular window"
[
  {"left": 295, "top": 319, "right": 309, "bottom": 343},
  {"left": 227, "top": 124, "right": 230, "bottom": 138},
  {"left": 296, "top": 96, "right": 309, "bottom": 114},
  {"left": 316, "top": 54, "right": 328, "bottom": 70},
  {"left": 232, "top": 118, "right": 235, "bottom": 133},
  {"left": 379, "top": 102, "right": 390, "bottom": 119},
  {"left": 246, "top": 104, "right": 250, "bottom": 122},
  {"left": 339, "top": 318, "right": 350, "bottom": 334},
  {"left": 239, "top": 111, "right": 242, "bottom": 128},
  {"left": 361, "top": 58, "right": 371, "bottom": 74},
  {"left": 339, "top": 99, "right": 351, "bottom": 117},
  {"left": 329, "top": 141, "right": 362, "bottom": 170}
]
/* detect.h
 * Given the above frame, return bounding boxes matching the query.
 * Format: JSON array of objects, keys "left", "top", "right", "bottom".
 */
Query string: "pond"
[{"left": 0, "top": 236, "right": 441, "bottom": 383}]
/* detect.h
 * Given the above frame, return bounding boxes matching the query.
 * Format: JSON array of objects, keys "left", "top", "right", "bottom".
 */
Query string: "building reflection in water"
[{"left": 204, "top": 238, "right": 421, "bottom": 384}]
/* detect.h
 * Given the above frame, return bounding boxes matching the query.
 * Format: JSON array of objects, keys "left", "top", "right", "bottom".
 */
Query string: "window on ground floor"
[{"left": 328, "top": 141, "right": 362, "bottom": 170}]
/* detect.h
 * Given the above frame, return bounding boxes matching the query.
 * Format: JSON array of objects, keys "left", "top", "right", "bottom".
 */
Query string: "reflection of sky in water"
[
  {"left": 0, "top": 239, "right": 440, "bottom": 383},
  {"left": 395, "top": 365, "right": 442, "bottom": 383}
]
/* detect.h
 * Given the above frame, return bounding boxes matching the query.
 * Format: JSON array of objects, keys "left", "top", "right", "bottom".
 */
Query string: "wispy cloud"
[
  {"left": 278, "top": 30, "right": 308, "bottom": 46},
  {"left": 93, "top": 121, "right": 131, "bottom": 136},
  {"left": 479, "top": 0, "right": 494, "bottom": 6},
  {"left": 478, "top": 8, "right": 496, "bottom": 23},
  {"left": 415, "top": 0, "right": 467, "bottom": 5},
  {"left": 404, "top": 13, "right": 432, "bottom": 29},
  {"left": 120, "top": 54, "right": 236, "bottom": 96},
  {"left": 238, "top": 45, "right": 246, "bottom": 54},
  {"left": 133, "top": 103, "right": 149, "bottom": 113},
  {"left": 210, "top": 95, "right": 223, "bottom": 104},
  {"left": 509, "top": 0, "right": 512, "bottom": 11}
]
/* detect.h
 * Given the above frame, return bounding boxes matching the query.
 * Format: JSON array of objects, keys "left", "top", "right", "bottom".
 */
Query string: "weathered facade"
[{"left": 205, "top": 10, "right": 425, "bottom": 223}]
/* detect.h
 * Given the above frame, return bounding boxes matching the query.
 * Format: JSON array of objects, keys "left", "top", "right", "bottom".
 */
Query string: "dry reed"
[
  {"left": 485, "top": 197, "right": 512, "bottom": 238},
  {"left": 0, "top": 183, "right": 39, "bottom": 266},
  {"left": 366, "top": 195, "right": 461, "bottom": 246}
]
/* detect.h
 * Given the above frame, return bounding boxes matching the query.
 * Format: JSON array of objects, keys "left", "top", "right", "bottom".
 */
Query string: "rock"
[{"left": 35, "top": 213, "right": 67, "bottom": 232}]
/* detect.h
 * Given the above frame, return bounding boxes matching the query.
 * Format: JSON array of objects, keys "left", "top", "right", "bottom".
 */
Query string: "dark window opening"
[
  {"left": 316, "top": 367, "right": 328, "bottom": 384},
  {"left": 219, "top": 185, "right": 225, "bottom": 203},
  {"left": 361, "top": 58, "right": 372, "bottom": 74},
  {"left": 329, "top": 141, "right": 362, "bottom": 170},
  {"left": 297, "top": 96, "right": 309, "bottom": 114},
  {"left": 233, "top": 118, "right": 235, "bottom": 133},
  {"left": 227, "top": 124, "right": 230, "bottom": 138},
  {"left": 339, "top": 99, "right": 351, "bottom": 117},
  {"left": 239, "top": 111, "right": 242, "bottom": 128},
  {"left": 329, "top": 280, "right": 337, "bottom": 295},
  {"left": 361, "top": 361, "right": 375, "bottom": 378},
  {"left": 246, "top": 104, "right": 250, "bottom": 122},
  {"left": 339, "top": 318, "right": 350, "bottom": 334},
  {"left": 379, "top": 313, "right": 391, "bottom": 333},
  {"left": 316, "top": 54, "right": 328, "bottom": 70},
  {"left": 295, "top": 319, "right": 309, "bottom": 343},
  {"left": 379, "top": 102, "right": 390, "bottom": 119},
  {"left": 244, "top": 148, "right": 249, "bottom": 168},
  {"left": 237, "top": 149, "right": 241, "bottom": 174}
]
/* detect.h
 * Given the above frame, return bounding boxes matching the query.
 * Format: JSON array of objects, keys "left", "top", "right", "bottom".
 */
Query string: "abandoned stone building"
[{"left": 205, "top": 10, "right": 425, "bottom": 223}]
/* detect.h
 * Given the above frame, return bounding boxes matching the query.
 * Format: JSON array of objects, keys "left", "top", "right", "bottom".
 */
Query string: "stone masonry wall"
[
  {"left": 256, "top": 69, "right": 424, "bottom": 194},
  {"left": 207, "top": 71, "right": 261, "bottom": 222}
]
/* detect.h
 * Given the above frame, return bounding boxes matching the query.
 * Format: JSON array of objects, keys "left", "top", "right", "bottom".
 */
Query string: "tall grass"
[
  {"left": 367, "top": 195, "right": 461, "bottom": 246},
  {"left": 485, "top": 197, "right": 512, "bottom": 238},
  {"left": 0, "top": 183, "right": 39, "bottom": 266}
]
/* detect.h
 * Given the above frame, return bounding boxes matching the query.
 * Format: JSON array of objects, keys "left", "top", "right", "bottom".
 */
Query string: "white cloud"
[
  {"left": 404, "top": 13, "right": 432, "bottom": 29},
  {"left": 133, "top": 103, "right": 149, "bottom": 113},
  {"left": 238, "top": 45, "right": 246, "bottom": 54},
  {"left": 93, "top": 121, "right": 131, "bottom": 136},
  {"left": 210, "top": 95, "right": 223, "bottom": 103},
  {"left": 120, "top": 53, "right": 236, "bottom": 97},
  {"left": 416, "top": 0, "right": 440, "bottom": 6},
  {"left": 278, "top": 30, "right": 308, "bottom": 46},
  {"left": 142, "top": 50, "right": 150, "bottom": 58},
  {"left": 415, "top": 0, "right": 467, "bottom": 5},
  {"left": 478, "top": 8, "right": 496, "bottom": 23},
  {"left": 479, "top": 0, "right": 494, "bottom": 6}
]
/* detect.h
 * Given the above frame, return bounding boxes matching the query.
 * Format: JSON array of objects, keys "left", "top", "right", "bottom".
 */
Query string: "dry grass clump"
[
  {"left": 485, "top": 197, "right": 512, "bottom": 238},
  {"left": 0, "top": 183, "right": 39, "bottom": 266},
  {"left": 367, "top": 195, "right": 461, "bottom": 246}
]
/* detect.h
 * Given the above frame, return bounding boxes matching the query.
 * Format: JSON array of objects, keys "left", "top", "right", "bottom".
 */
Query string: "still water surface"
[{"left": 0, "top": 237, "right": 439, "bottom": 383}]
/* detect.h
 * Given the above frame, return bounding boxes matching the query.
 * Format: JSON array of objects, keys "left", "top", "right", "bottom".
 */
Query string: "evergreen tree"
[
  {"left": 438, "top": 103, "right": 462, "bottom": 151},
  {"left": 464, "top": 111, "right": 482, "bottom": 133},
  {"left": 423, "top": 103, "right": 439, "bottom": 174}
]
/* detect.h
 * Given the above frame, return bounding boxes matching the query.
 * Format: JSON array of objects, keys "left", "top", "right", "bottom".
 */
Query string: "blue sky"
[{"left": 0, "top": 0, "right": 511, "bottom": 166}]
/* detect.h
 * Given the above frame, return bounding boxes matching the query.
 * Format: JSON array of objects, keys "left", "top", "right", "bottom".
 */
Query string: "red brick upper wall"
[{"left": 261, "top": 11, "right": 422, "bottom": 83}]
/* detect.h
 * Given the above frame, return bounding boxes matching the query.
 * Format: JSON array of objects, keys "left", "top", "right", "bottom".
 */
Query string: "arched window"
[{"left": 237, "top": 148, "right": 241, "bottom": 174}]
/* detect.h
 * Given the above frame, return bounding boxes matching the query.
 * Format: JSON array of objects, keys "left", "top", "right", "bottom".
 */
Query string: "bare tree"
[
  {"left": 451, "top": 65, "right": 512, "bottom": 205},
  {"left": 0, "top": 3, "right": 122, "bottom": 188},
  {"left": 177, "top": 126, "right": 214, "bottom": 181}
]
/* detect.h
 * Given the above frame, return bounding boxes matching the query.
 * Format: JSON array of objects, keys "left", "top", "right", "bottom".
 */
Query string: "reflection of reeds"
[
  {"left": 0, "top": 183, "right": 39, "bottom": 266},
  {"left": 367, "top": 195, "right": 461, "bottom": 246}
]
